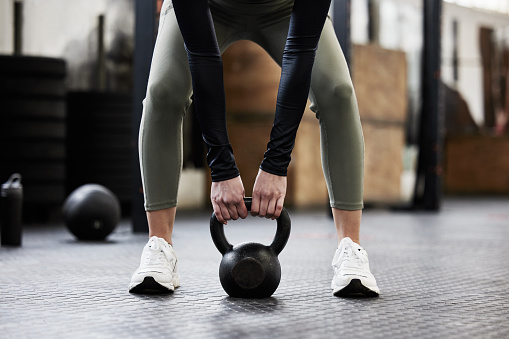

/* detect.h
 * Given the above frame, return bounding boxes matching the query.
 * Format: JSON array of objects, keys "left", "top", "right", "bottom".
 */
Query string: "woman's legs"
[
  {"left": 310, "top": 19, "right": 365, "bottom": 245},
  {"left": 309, "top": 19, "right": 365, "bottom": 212},
  {"left": 138, "top": 3, "right": 191, "bottom": 243},
  {"left": 139, "top": 3, "right": 191, "bottom": 212}
]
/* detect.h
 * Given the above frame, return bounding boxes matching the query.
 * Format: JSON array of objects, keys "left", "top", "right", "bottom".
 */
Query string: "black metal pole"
[
  {"left": 132, "top": 0, "right": 157, "bottom": 233},
  {"left": 367, "top": 0, "right": 380, "bottom": 44},
  {"left": 97, "top": 15, "right": 106, "bottom": 91},
  {"left": 413, "top": 0, "right": 443, "bottom": 210},
  {"left": 333, "top": 0, "right": 352, "bottom": 68},
  {"left": 13, "top": 1, "right": 23, "bottom": 55}
]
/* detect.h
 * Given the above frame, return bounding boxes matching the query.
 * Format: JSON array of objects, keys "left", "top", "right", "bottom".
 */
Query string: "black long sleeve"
[
  {"left": 172, "top": 0, "right": 332, "bottom": 180},
  {"left": 260, "top": 0, "right": 332, "bottom": 176},
  {"left": 173, "top": 0, "right": 240, "bottom": 182}
]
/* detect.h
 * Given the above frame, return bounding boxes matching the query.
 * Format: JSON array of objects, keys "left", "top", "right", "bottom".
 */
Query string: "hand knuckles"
[{"left": 261, "top": 191, "right": 273, "bottom": 198}]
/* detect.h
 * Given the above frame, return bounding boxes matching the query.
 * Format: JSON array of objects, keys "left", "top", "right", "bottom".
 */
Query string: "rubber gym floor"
[{"left": 1, "top": 196, "right": 508, "bottom": 339}]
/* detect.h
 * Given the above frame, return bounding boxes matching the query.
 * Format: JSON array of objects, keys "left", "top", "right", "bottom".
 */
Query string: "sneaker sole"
[
  {"left": 129, "top": 277, "right": 175, "bottom": 295},
  {"left": 333, "top": 279, "right": 379, "bottom": 298}
]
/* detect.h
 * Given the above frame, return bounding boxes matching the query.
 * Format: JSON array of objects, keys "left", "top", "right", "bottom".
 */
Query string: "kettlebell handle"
[{"left": 210, "top": 197, "right": 291, "bottom": 255}]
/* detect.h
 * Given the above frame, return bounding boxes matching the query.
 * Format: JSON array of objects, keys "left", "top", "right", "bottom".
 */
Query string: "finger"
[
  {"left": 266, "top": 198, "right": 276, "bottom": 219},
  {"left": 213, "top": 206, "right": 225, "bottom": 225},
  {"left": 272, "top": 196, "right": 284, "bottom": 220},
  {"left": 237, "top": 199, "right": 248, "bottom": 219},
  {"left": 227, "top": 204, "right": 239, "bottom": 220},
  {"left": 219, "top": 204, "right": 231, "bottom": 224},
  {"left": 227, "top": 194, "right": 245, "bottom": 220},
  {"left": 250, "top": 193, "right": 260, "bottom": 216},
  {"left": 258, "top": 196, "right": 269, "bottom": 218}
]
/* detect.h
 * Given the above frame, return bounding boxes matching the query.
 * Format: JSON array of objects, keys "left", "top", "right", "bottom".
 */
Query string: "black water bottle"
[{"left": 1, "top": 173, "right": 23, "bottom": 246}]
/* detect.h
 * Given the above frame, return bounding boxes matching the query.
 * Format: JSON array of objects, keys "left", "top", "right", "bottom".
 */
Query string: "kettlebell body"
[{"left": 210, "top": 197, "right": 291, "bottom": 298}]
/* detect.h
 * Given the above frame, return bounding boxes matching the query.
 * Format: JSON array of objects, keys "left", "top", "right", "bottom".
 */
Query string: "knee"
[
  {"left": 311, "top": 80, "right": 356, "bottom": 118},
  {"left": 331, "top": 80, "right": 355, "bottom": 104},
  {"left": 145, "top": 78, "right": 191, "bottom": 113}
]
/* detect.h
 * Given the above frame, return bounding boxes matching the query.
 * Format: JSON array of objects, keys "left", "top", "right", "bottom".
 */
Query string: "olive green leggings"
[{"left": 139, "top": 0, "right": 364, "bottom": 211}]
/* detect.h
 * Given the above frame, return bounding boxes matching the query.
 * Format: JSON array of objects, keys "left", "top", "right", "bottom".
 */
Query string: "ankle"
[
  {"left": 332, "top": 208, "right": 361, "bottom": 247},
  {"left": 146, "top": 207, "right": 176, "bottom": 246}
]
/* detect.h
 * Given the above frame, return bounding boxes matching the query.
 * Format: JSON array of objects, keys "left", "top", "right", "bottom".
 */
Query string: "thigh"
[
  {"left": 310, "top": 18, "right": 353, "bottom": 104},
  {"left": 147, "top": 1, "right": 193, "bottom": 104}
]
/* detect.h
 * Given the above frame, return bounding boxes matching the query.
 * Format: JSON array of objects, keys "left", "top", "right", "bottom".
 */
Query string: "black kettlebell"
[{"left": 210, "top": 197, "right": 291, "bottom": 298}]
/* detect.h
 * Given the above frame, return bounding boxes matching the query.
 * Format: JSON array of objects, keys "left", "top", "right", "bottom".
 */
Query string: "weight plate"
[
  {"left": 0, "top": 77, "right": 65, "bottom": 97},
  {"left": 2, "top": 122, "right": 65, "bottom": 139},
  {"left": 0, "top": 55, "right": 66, "bottom": 78},
  {"left": 1, "top": 99, "right": 66, "bottom": 120},
  {"left": 67, "top": 91, "right": 131, "bottom": 104},
  {"left": 0, "top": 141, "right": 65, "bottom": 160}
]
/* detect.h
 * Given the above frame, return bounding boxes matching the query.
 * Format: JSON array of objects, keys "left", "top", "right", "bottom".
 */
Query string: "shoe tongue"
[
  {"left": 339, "top": 237, "right": 353, "bottom": 249},
  {"left": 149, "top": 236, "right": 162, "bottom": 251}
]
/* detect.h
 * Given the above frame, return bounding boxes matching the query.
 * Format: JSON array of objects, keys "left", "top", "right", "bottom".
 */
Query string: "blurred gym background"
[{"left": 1, "top": 0, "right": 508, "bottom": 231}]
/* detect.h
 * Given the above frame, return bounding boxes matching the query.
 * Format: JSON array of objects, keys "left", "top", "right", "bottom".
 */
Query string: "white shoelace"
[
  {"left": 341, "top": 246, "right": 366, "bottom": 269},
  {"left": 333, "top": 240, "right": 368, "bottom": 270},
  {"left": 144, "top": 238, "right": 171, "bottom": 266}
]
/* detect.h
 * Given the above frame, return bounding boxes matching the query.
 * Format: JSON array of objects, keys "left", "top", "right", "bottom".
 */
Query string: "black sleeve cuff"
[
  {"left": 211, "top": 170, "right": 241, "bottom": 182},
  {"left": 207, "top": 144, "right": 240, "bottom": 182},
  {"left": 259, "top": 161, "right": 288, "bottom": 177}
]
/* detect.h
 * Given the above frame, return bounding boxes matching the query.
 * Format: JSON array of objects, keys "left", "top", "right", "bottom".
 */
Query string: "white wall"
[
  {"left": 7, "top": 0, "right": 134, "bottom": 90},
  {"left": 22, "top": 0, "right": 107, "bottom": 58},
  {"left": 0, "top": 0, "right": 14, "bottom": 54},
  {"left": 351, "top": 0, "right": 370, "bottom": 44},
  {"left": 442, "top": 3, "right": 509, "bottom": 126},
  {"left": 22, "top": 0, "right": 133, "bottom": 56}
]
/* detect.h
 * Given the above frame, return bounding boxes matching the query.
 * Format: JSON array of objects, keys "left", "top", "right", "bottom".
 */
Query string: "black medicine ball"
[{"left": 62, "top": 184, "right": 121, "bottom": 240}]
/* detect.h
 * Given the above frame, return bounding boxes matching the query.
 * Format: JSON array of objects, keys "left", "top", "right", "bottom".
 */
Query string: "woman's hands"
[{"left": 210, "top": 170, "right": 287, "bottom": 224}]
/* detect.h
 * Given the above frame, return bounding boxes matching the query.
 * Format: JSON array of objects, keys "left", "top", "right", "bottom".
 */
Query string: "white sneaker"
[
  {"left": 331, "top": 237, "right": 380, "bottom": 297},
  {"left": 129, "top": 236, "right": 180, "bottom": 294}
]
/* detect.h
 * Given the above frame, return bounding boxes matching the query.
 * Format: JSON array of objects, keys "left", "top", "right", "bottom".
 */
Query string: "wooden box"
[
  {"left": 352, "top": 44, "right": 408, "bottom": 204},
  {"left": 445, "top": 135, "right": 509, "bottom": 193},
  {"left": 362, "top": 122, "right": 406, "bottom": 203},
  {"left": 352, "top": 44, "right": 408, "bottom": 123}
]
